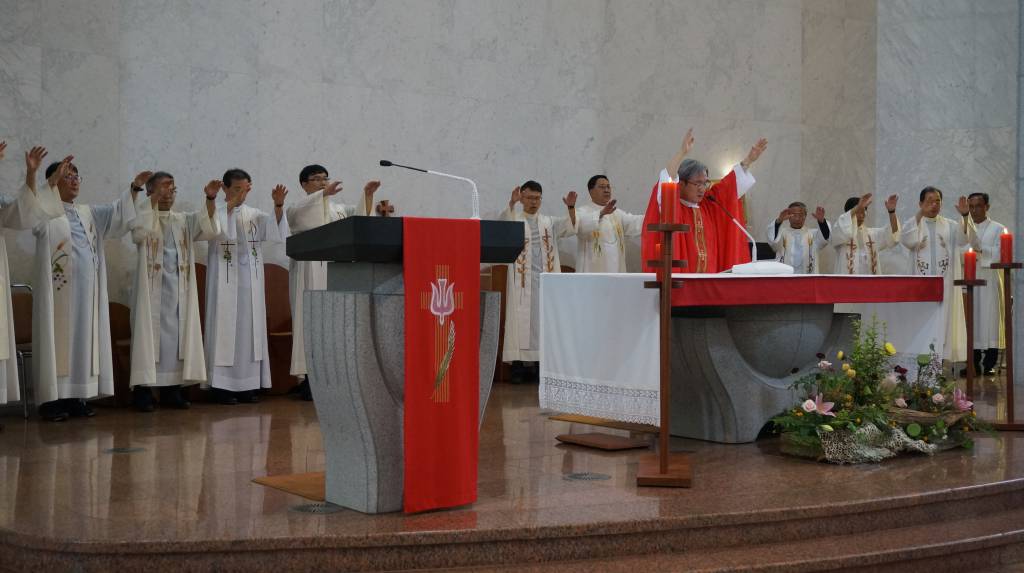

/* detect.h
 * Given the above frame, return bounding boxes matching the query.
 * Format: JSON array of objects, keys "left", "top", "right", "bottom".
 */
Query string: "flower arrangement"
[{"left": 771, "top": 318, "right": 985, "bottom": 463}]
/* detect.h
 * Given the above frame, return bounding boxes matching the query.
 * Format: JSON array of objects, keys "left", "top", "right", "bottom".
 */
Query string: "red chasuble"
[{"left": 640, "top": 170, "right": 751, "bottom": 274}]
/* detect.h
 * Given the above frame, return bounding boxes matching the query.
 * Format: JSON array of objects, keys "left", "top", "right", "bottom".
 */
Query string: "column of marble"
[{"left": 1015, "top": 0, "right": 1024, "bottom": 418}]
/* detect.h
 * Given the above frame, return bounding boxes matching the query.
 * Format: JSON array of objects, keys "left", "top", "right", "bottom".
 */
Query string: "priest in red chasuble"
[{"left": 641, "top": 130, "right": 768, "bottom": 273}]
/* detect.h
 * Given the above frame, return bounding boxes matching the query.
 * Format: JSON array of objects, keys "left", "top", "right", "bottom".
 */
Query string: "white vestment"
[
  {"left": 575, "top": 204, "right": 644, "bottom": 272},
  {"left": 204, "top": 204, "right": 288, "bottom": 391},
  {"left": 0, "top": 185, "right": 64, "bottom": 403},
  {"left": 965, "top": 218, "right": 1006, "bottom": 350},
  {"left": 286, "top": 190, "right": 370, "bottom": 377},
  {"left": 765, "top": 219, "right": 830, "bottom": 274},
  {"left": 32, "top": 187, "right": 144, "bottom": 403},
  {"left": 899, "top": 215, "right": 979, "bottom": 362},
  {"left": 130, "top": 209, "right": 219, "bottom": 387},
  {"left": 830, "top": 210, "right": 900, "bottom": 275},
  {"left": 498, "top": 207, "right": 577, "bottom": 362}
]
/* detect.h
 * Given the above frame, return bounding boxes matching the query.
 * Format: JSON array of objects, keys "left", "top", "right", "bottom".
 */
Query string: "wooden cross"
[{"left": 376, "top": 200, "right": 395, "bottom": 217}]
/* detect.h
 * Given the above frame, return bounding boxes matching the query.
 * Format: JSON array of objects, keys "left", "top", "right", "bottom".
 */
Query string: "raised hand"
[
  {"left": 203, "top": 179, "right": 223, "bottom": 200},
  {"left": 813, "top": 206, "right": 826, "bottom": 223},
  {"left": 956, "top": 196, "right": 969, "bottom": 216},
  {"left": 46, "top": 155, "right": 74, "bottom": 187},
  {"left": 324, "top": 180, "right": 343, "bottom": 196},
  {"left": 680, "top": 128, "right": 695, "bottom": 156},
  {"left": 743, "top": 138, "right": 769, "bottom": 168},
  {"left": 0, "top": 141, "right": 6, "bottom": 161},
  {"left": 776, "top": 208, "right": 792, "bottom": 223},
  {"left": 562, "top": 191, "right": 578, "bottom": 208},
  {"left": 509, "top": 185, "right": 521, "bottom": 209},
  {"left": 363, "top": 180, "right": 381, "bottom": 197},
  {"left": 600, "top": 199, "right": 618, "bottom": 218},
  {"left": 25, "top": 146, "right": 48, "bottom": 174},
  {"left": 133, "top": 170, "right": 153, "bottom": 189},
  {"left": 272, "top": 184, "right": 288, "bottom": 206},
  {"left": 884, "top": 194, "right": 898, "bottom": 212},
  {"left": 855, "top": 193, "right": 873, "bottom": 214}
]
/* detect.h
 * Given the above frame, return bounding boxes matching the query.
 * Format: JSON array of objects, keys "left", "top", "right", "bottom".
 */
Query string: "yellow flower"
[
  {"left": 845, "top": 394, "right": 853, "bottom": 401},
  {"left": 884, "top": 342, "right": 897, "bottom": 356},
  {"left": 846, "top": 369, "right": 857, "bottom": 378},
  {"left": 855, "top": 418, "right": 861, "bottom": 424},
  {"left": 837, "top": 351, "right": 845, "bottom": 360},
  {"left": 842, "top": 363, "right": 851, "bottom": 372},
  {"left": 795, "top": 411, "right": 803, "bottom": 417}
]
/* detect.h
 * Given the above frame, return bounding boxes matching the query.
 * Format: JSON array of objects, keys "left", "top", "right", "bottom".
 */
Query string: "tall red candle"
[
  {"left": 1001, "top": 228, "right": 1013, "bottom": 264},
  {"left": 660, "top": 181, "right": 678, "bottom": 223},
  {"left": 964, "top": 248, "right": 977, "bottom": 281}
]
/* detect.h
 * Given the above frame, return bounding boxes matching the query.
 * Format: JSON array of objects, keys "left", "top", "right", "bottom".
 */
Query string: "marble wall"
[
  {"left": 876, "top": 0, "right": 1019, "bottom": 273},
  {"left": 0, "top": 0, "right": 1017, "bottom": 305}
]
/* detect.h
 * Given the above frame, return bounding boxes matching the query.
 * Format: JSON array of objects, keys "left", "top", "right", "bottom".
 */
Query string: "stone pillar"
[{"left": 1016, "top": 0, "right": 1024, "bottom": 416}]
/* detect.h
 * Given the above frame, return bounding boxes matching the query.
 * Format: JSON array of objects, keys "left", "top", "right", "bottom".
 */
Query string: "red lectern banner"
[{"left": 402, "top": 217, "right": 480, "bottom": 513}]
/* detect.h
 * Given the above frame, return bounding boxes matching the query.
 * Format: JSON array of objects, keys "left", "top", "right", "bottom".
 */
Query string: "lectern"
[{"left": 286, "top": 216, "right": 522, "bottom": 513}]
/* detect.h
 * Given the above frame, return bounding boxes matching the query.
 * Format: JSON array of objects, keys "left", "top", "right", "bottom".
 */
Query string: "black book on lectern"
[{"left": 286, "top": 216, "right": 524, "bottom": 264}]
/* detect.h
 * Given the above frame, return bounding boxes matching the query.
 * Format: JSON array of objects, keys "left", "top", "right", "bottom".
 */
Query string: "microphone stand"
[{"left": 380, "top": 160, "right": 480, "bottom": 219}]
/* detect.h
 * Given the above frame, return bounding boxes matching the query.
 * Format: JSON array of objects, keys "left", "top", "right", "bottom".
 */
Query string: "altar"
[{"left": 539, "top": 273, "right": 945, "bottom": 443}]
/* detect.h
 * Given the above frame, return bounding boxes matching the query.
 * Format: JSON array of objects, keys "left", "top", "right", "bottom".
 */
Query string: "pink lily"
[
  {"left": 813, "top": 393, "right": 836, "bottom": 417},
  {"left": 952, "top": 388, "right": 973, "bottom": 412}
]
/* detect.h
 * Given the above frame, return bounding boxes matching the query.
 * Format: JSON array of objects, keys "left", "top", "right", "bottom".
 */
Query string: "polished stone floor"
[{"left": 0, "top": 379, "right": 1022, "bottom": 547}]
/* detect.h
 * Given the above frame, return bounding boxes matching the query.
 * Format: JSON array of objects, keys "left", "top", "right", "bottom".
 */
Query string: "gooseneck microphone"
[
  {"left": 379, "top": 160, "right": 480, "bottom": 219},
  {"left": 705, "top": 195, "right": 758, "bottom": 263}
]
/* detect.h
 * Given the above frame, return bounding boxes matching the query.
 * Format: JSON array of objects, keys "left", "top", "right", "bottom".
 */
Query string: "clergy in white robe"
[
  {"left": 285, "top": 164, "right": 379, "bottom": 400},
  {"left": 831, "top": 194, "right": 900, "bottom": 275},
  {"left": 576, "top": 175, "right": 645, "bottom": 272},
  {"left": 128, "top": 173, "right": 221, "bottom": 411},
  {"left": 899, "top": 186, "right": 979, "bottom": 363},
  {"left": 32, "top": 158, "right": 149, "bottom": 420},
  {"left": 765, "top": 202, "right": 831, "bottom": 274},
  {"left": 0, "top": 146, "right": 66, "bottom": 406},
  {"left": 498, "top": 181, "right": 577, "bottom": 371},
  {"left": 203, "top": 169, "right": 289, "bottom": 404},
  {"left": 964, "top": 192, "right": 1007, "bottom": 375}
]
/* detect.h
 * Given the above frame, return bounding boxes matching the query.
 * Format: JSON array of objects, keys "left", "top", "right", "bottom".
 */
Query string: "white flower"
[
  {"left": 895, "top": 397, "right": 908, "bottom": 408},
  {"left": 802, "top": 399, "right": 816, "bottom": 413},
  {"left": 932, "top": 393, "right": 945, "bottom": 404},
  {"left": 817, "top": 360, "right": 832, "bottom": 370},
  {"left": 881, "top": 373, "right": 899, "bottom": 391}
]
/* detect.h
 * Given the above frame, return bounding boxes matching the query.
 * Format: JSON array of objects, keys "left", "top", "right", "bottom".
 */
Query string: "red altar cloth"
[{"left": 668, "top": 274, "right": 943, "bottom": 307}]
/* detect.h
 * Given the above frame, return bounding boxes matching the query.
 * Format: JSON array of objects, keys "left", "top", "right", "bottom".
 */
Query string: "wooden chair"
[
  {"left": 264, "top": 264, "right": 298, "bottom": 394},
  {"left": 108, "top": 302, "right": 133, "bottom": 407},
  {"left": 11, "top": 284, "right": 33, "bottom": 418}
]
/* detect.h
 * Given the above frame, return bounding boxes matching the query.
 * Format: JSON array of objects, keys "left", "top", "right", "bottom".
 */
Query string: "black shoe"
[
  {"left": 237, "top": 390, "right": 260, "bottom": 404},
  {"left": 300, "top": 383, "right": 313, "bottom": 401},
  {"left": 214, "top": 388, "right": 238, "bottom": 405},
  {"left": 159, "top": 386, "right": 191, "bottom": 410},
  {"left": 65, "top": 399, "right": 95, "bottom": 418},
  {"left": 133, "top": 386, "right": 155, "bottom": 412},
  {"left": 39, "top": 400, "right": 70, "bottom": 422}
]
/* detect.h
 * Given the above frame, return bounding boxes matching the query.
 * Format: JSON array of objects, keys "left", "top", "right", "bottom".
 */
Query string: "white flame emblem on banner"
[{"left": 429, "top": 278, "right": 455, "bottom": 325}]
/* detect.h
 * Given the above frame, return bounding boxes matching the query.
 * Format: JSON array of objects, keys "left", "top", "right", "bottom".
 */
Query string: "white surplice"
[
  {"left": 0, "top": 185, "right": 64, "bottom": 403},
  {"left": 498, "top": 206, "right": 577, "bottom": 362},
  {"left": 965, "top": 218, "right": 1006, "bottom": 350},
  {"left": 899, "top": 214, "right": 979, "bottom": 362},
  {"left": 32, "top": 187, "right": 144, "bottom": 403},
  {"left": 204, "top": 204, "right": 289, "bottom": 391},
  {"left": 575, "top": 204, "right": 644, "bottom": 272},
  {"left": 129, "top": 209, "right": 219, "bottom": 387},
  {"left": 765, "top": 219, "right": 830, "bottom": 274},
  {"left": 285, "top": 190, "right": 370, "bottom": 377},
  {"left": 830, "top": 210, "right": 900, "bottom": 275}
]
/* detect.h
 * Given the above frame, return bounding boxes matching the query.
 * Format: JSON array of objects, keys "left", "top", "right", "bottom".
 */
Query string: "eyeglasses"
[
  {"left": 684, "top": 179, "right": 711, "bottom": 189},
  {"left": 306, "top": 175, "right": 329, "bottom": 183},
  {"left": 64, "top": 174, "right": 82, "bottom": 182}
]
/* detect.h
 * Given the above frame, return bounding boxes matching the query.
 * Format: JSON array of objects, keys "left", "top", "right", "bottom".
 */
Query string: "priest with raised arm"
[
  {"left": 286, "top": 164, "right": 380, "bottom": 401},
  {"left": 641, "top": 129, "right": 767, "bottom": 273},
  {"left": 830, "top": 193, "right": 900, "bottom": 275},
  {"left": 575, "top": 175, "right": 645, "bottom": 272}
]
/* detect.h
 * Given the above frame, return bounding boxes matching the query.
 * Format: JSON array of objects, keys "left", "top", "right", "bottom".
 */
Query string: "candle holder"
[
  {"left": 954, "top": 278, "right": 987, "bottom": 398},
  {"left": 637, "top": 221, "right": 691, "bottom": 487},
  {"left": 988, "top": 262, "right": 1023, "bottom": 431}
]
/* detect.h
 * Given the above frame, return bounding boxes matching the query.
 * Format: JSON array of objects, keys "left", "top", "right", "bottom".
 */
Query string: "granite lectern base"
[
  {"left": 304, "top": 263, "right": 499, "bottom": 514},
  {"left": 670, "top": 305, "right": 857, "bottom": 443}
]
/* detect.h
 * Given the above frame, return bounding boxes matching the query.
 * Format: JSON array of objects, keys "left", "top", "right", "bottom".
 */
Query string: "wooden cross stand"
[
  {"left": 955, "top": 277, "right": 987, "bottom": 398},
  {"left": 990, "top": 262, "right": 1023, "bottom": 431},
  {"left": 636, "top": 221, "right": 692, "bottom": 488}
]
